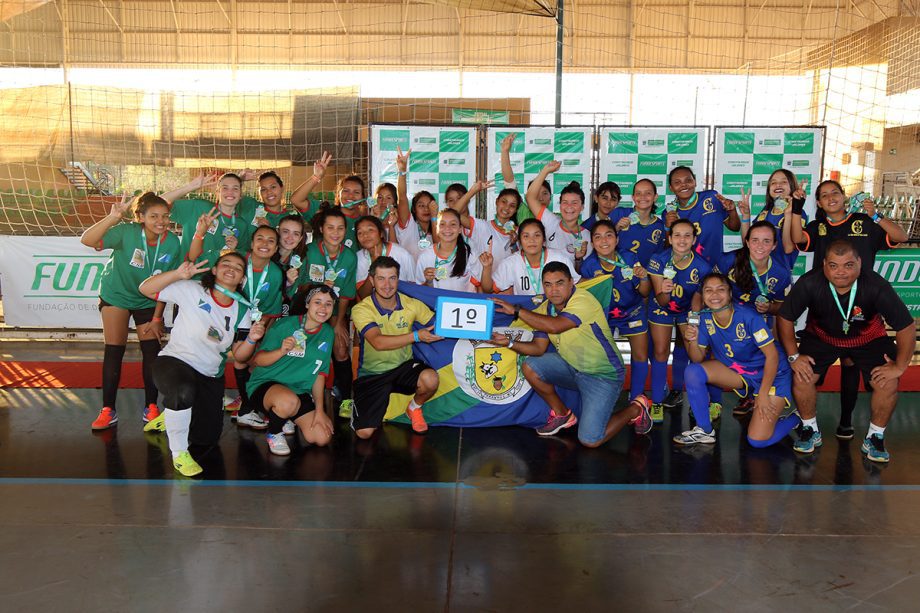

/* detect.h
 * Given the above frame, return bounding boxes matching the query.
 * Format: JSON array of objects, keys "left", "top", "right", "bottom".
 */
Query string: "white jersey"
[
  {"left": 415, "top": 244, "right": 482, "bottom": 292},
  {"left": 394, "top": 216, "right": 434, "bottom": 260},
  {"left": 492, "top": 248, "right": 580, "bottom": 295},
  {"left": 465, "top": 216, "right": 516, "bottom": 268},
  {"left": 157, "top": 280, "right": 251, "bottom": 377},
  {"left": 538, "top": 207, "right": 592, "bottom": 259},
  {"left": 356, "top": 242, "right": 418, "bottom": 287}
]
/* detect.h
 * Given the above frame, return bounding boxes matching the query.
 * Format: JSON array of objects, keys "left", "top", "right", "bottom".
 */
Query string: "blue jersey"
[
  {"left": 647, "top": 249, "right": 711, "bottom": 313},
  {"left": 713, "top": 251, "right": 792, "bottom": 314},
  {"left": 610, "top": 207, "right": 667, "bottom": 268},
  {"left": 675, "top": 190, "right": 729, "bottom": 265},
  {"left": 580, "top": 250, "right": 645, "bottom": 317},
  {"left": 697, "top": 306, "right": 789, "bottom": 376},
  {"left": 753, "top": 206, "right": 808, "bottom": 271}
]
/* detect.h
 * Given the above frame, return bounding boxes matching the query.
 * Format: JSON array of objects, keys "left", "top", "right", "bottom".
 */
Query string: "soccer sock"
[
  {"left": 684, "top": 363, "right": 713, "bottom": 433},
  {"left": 707, "top": 384, "right": 722, "bottom": 406},
  {"left": 671, "top": 345, "right": 689, "bottom": 392},
  {"left": 867, "top": 422, "right": 886, "bottom": 438},
  {"left": 267, "top": 411, "right": 286, "bottom": 435},
  {"left": 802, "top": 417, "right": 819, "bottom": 432},
  {"left": 747, "top": 413, "right": 801, "bottom": 448},
  {"left": 164, "top": 408, "right": 191, "bottom": 457},
  {"left": 234, "top": 365, "right": 253, "bottom": 415},
  {"left": 839, "top": 363, "right": 858, "bottom": 428},
  {"left": 102, "top": 344, "right": 127, "bottom": 409},
  {"left": 650, "top": 357, "right": 668, "bottom": 403},
  {"left": 408, "top": 398, "right": 422, "bottom": 411},
  {"left": 630, "top": 359, "right": 649, "bottom": 400},
  {"left": 333, "top": 357, "right": 353, "bottom": 401},
  {"left": 139, "top": 339, "right": 162, "bottom": 406}
]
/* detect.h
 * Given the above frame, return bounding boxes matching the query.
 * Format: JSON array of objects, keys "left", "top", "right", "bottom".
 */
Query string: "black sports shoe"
[
  {"left": 733, "top": 396, "right": 755, "bottom": 416},
  {"left": 835, "top": 425, "right": 855, "bottom": 440},
  {"left": 662, "top": 390, "right": 683, "bottom": 409}
]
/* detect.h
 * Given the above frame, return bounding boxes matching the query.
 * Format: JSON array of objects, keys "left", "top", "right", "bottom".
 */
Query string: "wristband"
[
  {"left": 151, "top": 317, "right": 164, "bottom": 323},
  {"left": 741, "top": 218, "right": 751, "bottom": 223},
  {"left": 513, "top": 304, "right": 521, "bottom": 317},
  {"left": 245, "top": 337, "right": 257, "bottom": 345},
  {"left": 398, "top": 171, "right": 408, "bottom": 177},
  {"left": 193, "top": 233, "right": 205, "bottom": 240},
  {"left": 413, "top": 330, "right": 420, "bottom": 343},
  {"left": 872, "top": 212, "right": 883, "bottom": 223}
]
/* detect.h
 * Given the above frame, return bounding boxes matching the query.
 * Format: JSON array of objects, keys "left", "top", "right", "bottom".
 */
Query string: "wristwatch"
[
  {"left": 872, "top": 211, "right": 883, "bottom": 223},
  {"left": 787, "top": 353, "right": 799, "bottom": 363},
  {"left": 513, "top": 304, "right": 521, "bottom": 317}
]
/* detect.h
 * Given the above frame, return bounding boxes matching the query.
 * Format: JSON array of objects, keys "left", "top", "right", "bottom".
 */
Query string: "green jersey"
[
  {"left": 172, "top": 197, "right": 257, "bottom": 266},
  {"left": 242, "top": 257, "right": 284, "bottom": 318},
  {"left": 97, "top": 222, "right": 182, "bottom": 310},
  {"left": 295, "top": 241, "right": 357, "bottom": 300},
  {"left": 247, "top": 316, "right": 334, "bottom": 396}
]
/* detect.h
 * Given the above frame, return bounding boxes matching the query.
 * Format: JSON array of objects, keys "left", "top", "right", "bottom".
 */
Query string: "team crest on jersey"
[
  {"left": 689, "top": 268, "right": 699, "bottom": 283},
  {"left": 851, "top": 220, "right": 864, "bottom": 235},
  {"left": 394, "top": 316, "right": 408, "bottom": 329},
  {"left": 851, "top": 306, "right": 864, "bottom": 321},
  {"left": 767, "top": 277, "right": 777, "bottom": 292},
  {"left": 198, "top": 299, "right": 212, "bottom": 313},
  {"left": 818, "top": 223, "right": 827, "bottom": 236},
  {"left": 650, "top": 229, "right": 662, "bottom": 243},
  {"left": 735, "top": 323, "right": 747, "bottom": 340},
  {"left": 702, "top": 198, "right": 715, "bottom": 213},
  {"left": 454, "top": 329, "right": 531, "bottom": 403},
  {"left": 705, "top": 320, "right": 716, "bottom": 336}
]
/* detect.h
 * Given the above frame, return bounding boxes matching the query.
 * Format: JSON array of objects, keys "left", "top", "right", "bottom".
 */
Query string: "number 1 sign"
[{"left": 434, "top": 296, "right": 495, "bottom": 340}]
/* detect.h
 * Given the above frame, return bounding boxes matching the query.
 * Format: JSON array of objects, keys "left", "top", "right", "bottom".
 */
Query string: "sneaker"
[
  {"left": 662, "top": 390, "right": 683, "bottom": 409},
  {"left": 266, "top": 432, "right": 291, "bottom": 456},
  {"left": 861, "top": 434, "right": 890, "bottom": 463},
  {"left": 709, "top": 402, "right": 722, "bottom": 422},
  {"left": 236, "top": 412, "right": 268, "bottom": 430},
  {"left": 173, "top": 451, "right": 203, "bottom": 477},
  {"left": 733, "top": 396, "right": 754, "bottom": 416},
  {"left": 91, "top": 407, "right": 118, "bottom": 430},
  {"left": 338, "top": 399, "right": 354, "bottom": 419},
  {"left": 142, "top": 403, "right": 160, "bottom": 423},
  {"left": 673, "top": 425, "right": 716, "bottom": 445},
  {"left": 836, "top": 425, "right": 855, "bottom": 440},
  {"left": 223, "top": 395, "right": 242, "bottom": 412},
  {"left": 628, "top": 395, "right": 653, "bottom": 436},
  {"left": 536, "top": 410, "right": 577, "bottom": 436},
  {"left": 143, "top": 413, "right": 165, "bottom": 433},
  {"left": 793, "top": 425, "right": 823, "bottom": 454},
  {"left": 282, "top": 419, "right": 296, "bottom": 435},
  {"left": 230, "top": 410, "right": 239, "bottom": 423},
  {"left": 649, "top": 403, "right": 665, "bottom": 424},
  {"left": 406, "top": 406, "right": 429, "bottom": 434}
]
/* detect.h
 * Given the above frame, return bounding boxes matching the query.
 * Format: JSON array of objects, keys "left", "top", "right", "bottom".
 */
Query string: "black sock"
[
  {"left": 234, "top": 365, "right": 253, "bottom": 415},
  {"left": 139, "top": 339, "right": 162, "bottom": 406},
  {"left": 333, "top": 357, "right": 353, "bottom": 401},
  {"left": 102, "top": 344, "right": 127, "bottom": 409},
  {"left": 267, "top": 410, "right": 286, "bottom": 435},
  {"left": 839, "top": 363, "right": 858, "bottom": 428}
]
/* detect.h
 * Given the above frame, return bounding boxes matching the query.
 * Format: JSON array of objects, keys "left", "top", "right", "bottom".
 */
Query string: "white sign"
[
  {"left": 434, "top": 296, "right": 494, "bottom": 340},
  {"left": 597, "top": 127, "right": 709, "bottom": 206},
  {"left": 484, "top": 126, "right": 594, "bottom": 219},
  {"left": 369, "top": 124, "right": 477, "bottom": 208}
]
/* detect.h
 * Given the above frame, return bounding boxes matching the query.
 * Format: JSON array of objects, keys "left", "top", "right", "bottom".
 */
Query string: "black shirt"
[
  {"left": 779, "top": 268, "right": 913, "bottom": 341},
  {"left": 801, "top": 212, "right": 894, "bottom": 271}
]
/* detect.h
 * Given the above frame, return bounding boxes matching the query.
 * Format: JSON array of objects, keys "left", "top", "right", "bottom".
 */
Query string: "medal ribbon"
[
  {"left": 213, "top": 284, "right": 253, "bottom": 308},
  {"left": 829, "top": 279, "right": 857, "bottom": 333},
  {"left": 750, "top": 258, "right": 770, "bottom": 298},
  {"left": 434, "top": 243, "right": 457, "bottom": 270},
  {"left": 141, "top": 228, "right": 161, "bottom": 272},
  {"left": 247, "top": 258, "right": 270, "bottom": 305},
  {"left": 523, "top": 249, "right": 545, "bottom": 294}
]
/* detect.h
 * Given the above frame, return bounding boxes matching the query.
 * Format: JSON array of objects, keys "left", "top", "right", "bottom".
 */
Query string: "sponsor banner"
[
  {"left": 484, "top": 127, "right": 594, "bottom": 219},
  {"left": 452, "top": 109, "right": 510, "bottom": 125},
  {"left": 597, "top": 127, "right": 708, "bottom": 206},
  {"left": 713, "top": 126, "right": 824, "bottom": 250},
  {"left": 370, "top": 124, "right": 477, "bottom": 208},
  {"left": 874, "top": 249, "right": 920, "bottom": 317}
]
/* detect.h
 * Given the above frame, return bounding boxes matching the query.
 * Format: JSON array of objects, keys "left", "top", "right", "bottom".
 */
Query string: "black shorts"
[
  {"left": 249, "top": 381, "right": 316, "bottom": 421},
  {"left": 352, "top": 360, "right": 431, "bottom": 430},
  {"left": 798, "top": 333, "right": 897, "bottom": 390},
  {"left": 98, "top": 298, "right": 156, "bottom": 326},
  {"left": 152, "top": 355, "right": 225, "bottom": 446}
]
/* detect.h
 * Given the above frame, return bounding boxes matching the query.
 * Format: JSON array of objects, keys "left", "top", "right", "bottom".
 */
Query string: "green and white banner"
[
  {"left": 597, "top": 127, "right": 709, "bottom": 206},
  {"left": 874, "top": 249, "right": 920, "bottom": 317},
  {"left": 484, "top": 126, "right": 594, "bottom": 219},
  {"left": 714, "top": 126, "right": 825, "bottom": 250},
  {"left": 369, "top": 124, "right": 477, "bottom": 208}
]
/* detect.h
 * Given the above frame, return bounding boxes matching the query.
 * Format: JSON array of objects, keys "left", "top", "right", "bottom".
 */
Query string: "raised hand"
[
  {"left": 177, "top": 260, "right": 210, "bottom": 280},
  {"left": 738, "top": 187, "right": 751, "bottom": 217},
  {"left": 238, "top": 168, "right": 258, "bottom": 182},
  {"left": 479, "top": 249, "right": 493, "bottom": 270},
  {"left": 491, "top": 297, "right": 515, "bottom": 315},
  {"left": 543, "top": 160, "right": 562, "bottom": 174},
  {"left": 248, "top": 320, "right": 266, "bottom": 342},
  {"left": 195, "top": 208, "right": 219, "bottom": 236},
  {"left": 313, "top": 151, "right": 333, "bottom": 179},
  {"left": 792, "top": 179, "right": 808, "bottom": 201},
  {"left": 500, "top": 133, "right": 517, "bottom": 153},
  {"left": 110, "top": 193, "right": 132, "bottom": 219},
  {"left": 683, "top": 323, "right": 698, "bottom": 342},
  {"left": 395, "top": 146, "right": 411, "bottom": 173},
  {"left": 716, "top": 193, "right": 735, "bottom": 212}
]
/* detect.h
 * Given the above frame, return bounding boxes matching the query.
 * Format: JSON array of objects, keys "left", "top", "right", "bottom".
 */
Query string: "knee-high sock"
[
  {"left": 839, "top": 363, "right": 858, "bottom": 428},
  {"left": 748, "top": 413, "right": 801, "bottom": 448},
  {"left": 630, "top": 359, "right": 649, "bottom": 400},
  {"left": 708, "top": 384, "right": 722, "bottom": 405},
  {"left": 164, "top": 408, "right": 191, "bottom": 457},
  {"left": 234, "top": 365, "right": 253, "bottom": 415},
  {"left": 685, "top": 363, "right": 712, "bottom": 432},
  {"left": 671, "top": 345, "right": 689, "bottom": 392},
  {"left": 139, "top": 339, "right": 161, "bottom": 406},
  {"left": 650, "top": 357, "right": 668, "bottom": 403},
  {"left": 102, "top": 344, "right": 127, "bottom": 409},
  {"left": 333, "top": 357, "right": 353, "bottom": 401},
  {"left": 267, "top": 410, "right": 286, "bottom": 435}
]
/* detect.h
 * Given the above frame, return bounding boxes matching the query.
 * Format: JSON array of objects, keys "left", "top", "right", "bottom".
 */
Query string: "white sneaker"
[
  {"left": 266, "top": 432, "right": 291, "bottom": 456},
  {"left": 282, "top": 419, "right": 296, "bottom": 435},
  {"left": 236, "top": 412, "right": 268, "bottom": 430},
  {"left": 673, "top": 425, "right": 717, "bottom": 445}
]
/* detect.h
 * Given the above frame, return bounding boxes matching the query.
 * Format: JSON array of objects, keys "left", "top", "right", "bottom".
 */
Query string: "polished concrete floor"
[{"left": 2, "top": 387, "right": 920, "bottom": 611}]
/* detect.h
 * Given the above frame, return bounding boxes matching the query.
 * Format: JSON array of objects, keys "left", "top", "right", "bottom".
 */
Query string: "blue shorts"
[
  {"left": 732, "top": 364, "right": 793, "bottom": 407},
  {"left": 648, "top": 303, "right": 688, "bottom": 327},
  {"left": 608, "top": 303, "right": 648, "bottom": 336}
]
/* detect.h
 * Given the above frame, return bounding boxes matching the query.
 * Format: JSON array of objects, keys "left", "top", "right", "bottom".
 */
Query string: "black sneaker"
[
  {"left": 835, "top": 425, "right": 855, "bottom": 440},
  {"left": 662, "top": 390, "right": 683, "bottom": 409},
  {"left": 733, "top": 396, "right": 755, "bottom": 416}
]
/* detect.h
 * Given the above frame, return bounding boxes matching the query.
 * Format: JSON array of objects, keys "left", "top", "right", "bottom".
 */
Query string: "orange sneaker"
[
  {"left": 406, "top": 406, "right": 428, "bottom": 434},
  {"left": 91, "top": 407, "right": 118, "bottom": 430},
  {"left": 142, "top": 403, "right": 160, "bottom": 423}
]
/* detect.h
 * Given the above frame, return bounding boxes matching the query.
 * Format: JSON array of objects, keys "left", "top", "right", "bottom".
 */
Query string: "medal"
[
  {"left": 250, "top": 309, "right": 262, "bottom": 322},
  {"left": 755, "top": 295, "right": 770, "bottom": 306},
  {"left": 663, "top": 265, "right": 676, "bottom": 279},
  {"left": 532, "top": 294, "right": 544, "bottom": 305},
  {"left": 622, "top": 267, "right": 634, "bottom": 281},
  {"left": 254, "top": 205, "right": 266, "bottom": 224},
  {"left": 222, "top": 227, "right": 236, "bottom": 239},
  {"left": 628, "top": 212, "right": 640, "bottom": 225},
  {"left": 435, "top": 266, "right": 448, "bottom": 281},
  {"left": 687, "top": 310, "right": 700, "bottom": 327},
  {"left": 289, "top": 255, "right": 302, "bottom": 269},
  {"left": 665, "top": 201, "right": 678, "bottom": 213},
  {"left": 324, "top": 268, "right": 338, "bottom": 283},
  {"left": 750, "top": 258, "right": 772, "bottom": 306},
  {"left": 418, "top": 237, "right": 431, "bottom": 250},
  {"left": 292, "top": 329, "right": 307, "bottom": 344},
  {"left": 829, "top": 279, "right": 857, "bottom": 335},
  {"left": 503, "top": 220, "right": 515, "bottom": 232},
  {"left": 433, "top": 242, "right": 456, "bottom": 282},
  {"left": 309, "top": 264, "right": 324, "bottom": 283},
  {"left": 774, "top": 197, "right": 789, "bottom": 213}
]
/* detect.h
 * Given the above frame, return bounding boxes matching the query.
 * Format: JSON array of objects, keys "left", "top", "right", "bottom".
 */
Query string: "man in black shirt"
[{"left": 778, "top": 240, "right": 915, "bottom": 463}]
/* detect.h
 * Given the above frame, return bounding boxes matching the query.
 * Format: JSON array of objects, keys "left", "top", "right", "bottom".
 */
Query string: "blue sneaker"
[
  {"left": 793, "top": 425, "right": 823, "bottom": 454},
  {"left": 861, "top": 434, "right": 890, "bottom": 463}
]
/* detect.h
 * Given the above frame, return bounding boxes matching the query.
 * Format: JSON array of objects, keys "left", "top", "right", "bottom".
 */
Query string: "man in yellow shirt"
[
  {"left": 492, "top": 262, "right": 652, "bottom": 447},
  {"left": 351, "top": 256, "right": 442, "bottom": 436}
]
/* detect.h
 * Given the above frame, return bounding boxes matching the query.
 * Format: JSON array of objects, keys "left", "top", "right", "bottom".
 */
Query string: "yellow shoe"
[
  {"left": 709, "top": 402, "right": 723, "bottom": 422},
  {"left": 143, "top": 413, "right": 165, "bottom": 433},
  {"left": 173, "top": 451, "right": 203, "bottom": 477},
  {"left": 650, "top": 403, "right": 665, "bottom": 424}
]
